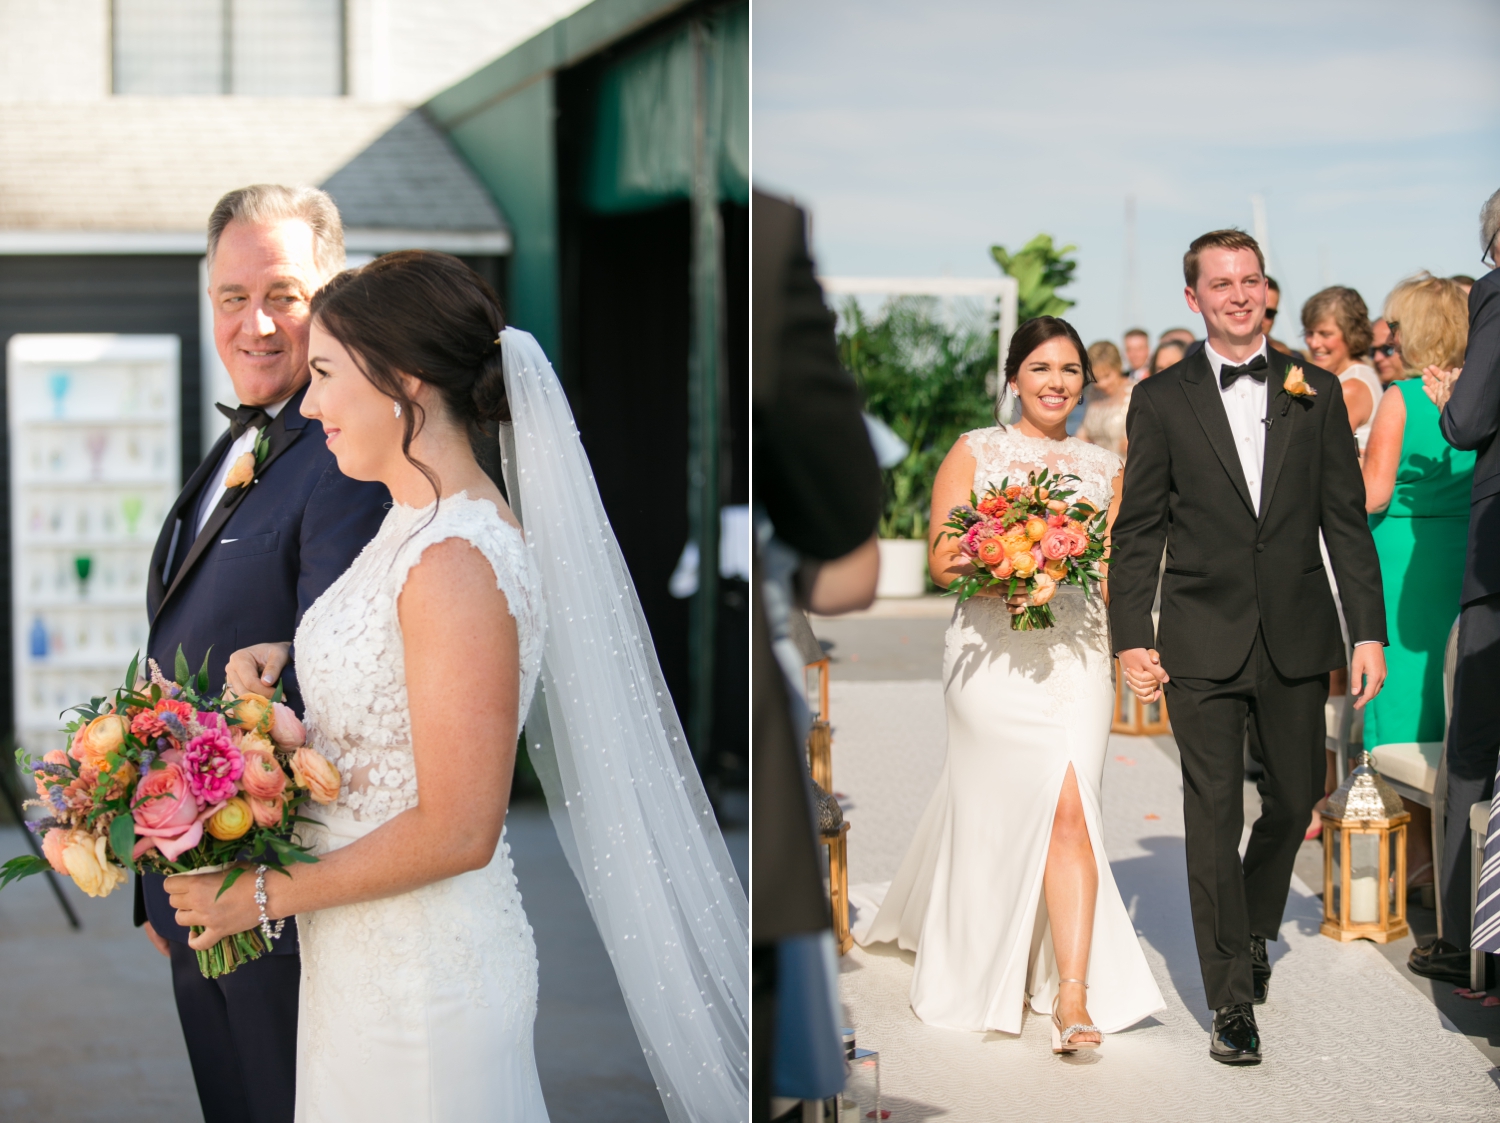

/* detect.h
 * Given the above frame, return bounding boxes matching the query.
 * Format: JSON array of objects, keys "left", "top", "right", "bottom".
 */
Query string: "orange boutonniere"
[{"left": 1279, "top": 365, "right": 1317, "bottom": 415}]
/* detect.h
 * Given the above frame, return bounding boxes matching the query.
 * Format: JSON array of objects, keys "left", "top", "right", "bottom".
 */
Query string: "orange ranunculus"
[
  {"left": 1004, "top": 486, "right": 1022, "bottom": 500},
  {"left": 976, "top": 538, "right": 1006, "bottom": 568},
  {"left": 1024, "top": 516, "right": 1048, "bottom": 541},
  {"left": 206, "top": 798, "right": 254, "bottom": 841},
  {"left": 1030, "top": 572, "right": 1058, "bottom": 606},
  {"left": 976, "top": 495, "right": 1007, "bottom": 517},
  {"left": 230, "top": 693, "right": 274, "bottom": 733},
  {"left": 239, "top": 744, "right": 289, "bottom": 801},
  {"left": 1044, "top": 557, "right": 1069, "bottom": 581},
  {"left": 1046, "top": 498, "right": 1067, "bottom": 513},
  {"left": 1010, "top": 551, "right": 1037, "bottom": 578},
  {"left": 70, "top": 714, "right": 129, "bottom": 770},
  {"left": 291, "top": 747, "right": 341, "bottom": 805},
  {"left": 249, "top": 794, "right": 286, "bottom": 829},
  {"left": 990, "top": 554, "right": 1014, "bottom": 579}
]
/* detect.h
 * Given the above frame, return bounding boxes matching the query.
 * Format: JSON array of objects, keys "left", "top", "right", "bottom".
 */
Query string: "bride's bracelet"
[{"left": 254, "top": 865, "right": 287, "bottom": 946}]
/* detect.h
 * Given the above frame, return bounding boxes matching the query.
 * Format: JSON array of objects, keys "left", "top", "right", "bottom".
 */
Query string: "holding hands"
[
  {"left": 1119, "top": 647, "right": 1169, "bottom": 703},
  {"left": 1422, "top": 364, "right": 1461, "bottom": 411}
]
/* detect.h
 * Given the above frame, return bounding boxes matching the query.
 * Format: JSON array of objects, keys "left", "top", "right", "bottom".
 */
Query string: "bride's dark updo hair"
[
  {"left": 998, "top": 315, "right": 1094, "bottom": 423},
  {"left": 310, "top": 250, "right": 509, "bottom": 495}
]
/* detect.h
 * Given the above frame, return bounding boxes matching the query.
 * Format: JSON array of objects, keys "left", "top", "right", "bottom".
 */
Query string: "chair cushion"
[
  {"left": 1370, "top": 741, "right": 1443, "bottom": 794},
  {"left": 1472, "top": 801, "right": 1490, "bottom": 837}
]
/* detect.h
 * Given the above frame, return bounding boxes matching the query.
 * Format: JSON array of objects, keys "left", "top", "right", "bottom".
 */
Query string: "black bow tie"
[
  {"left": 1219, "top": 354, "right": 1269, "bottom": 390},
  {"left": 216, "top": 402, "right": 273, "bottom": 440}
]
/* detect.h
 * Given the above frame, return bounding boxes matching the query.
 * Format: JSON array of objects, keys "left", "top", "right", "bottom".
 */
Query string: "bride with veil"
[{"left": 163, "top": 251, "right": 748, "bottom": 1122}]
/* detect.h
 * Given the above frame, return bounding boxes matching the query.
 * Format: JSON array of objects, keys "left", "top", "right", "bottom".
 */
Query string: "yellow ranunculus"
[
  {"left": 70, "top": 713, "right": 129, "bottom": 770},
  {"left": 1010, "top": 551, "right": 1037, "bottom": 579},
  {"left": 1043, "top": 557, "right": 1069, "bottom": 581},
  {"left": 62, "top": 831, "right": 127, "bottom": 898},
  {"left": 207, "top": 797, "right": 254, "bottom": 841},
  {"left": 1024, "top": 516, "right": 1048, "bottom": 541},
  {"left": 230, "top": 693, "right": 273, "bottom": 733}
]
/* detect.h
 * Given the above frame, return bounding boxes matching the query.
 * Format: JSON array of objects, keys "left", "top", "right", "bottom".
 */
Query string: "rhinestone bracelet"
[{"left": 254, "top": 865, "right": 286, "bottom": 946}]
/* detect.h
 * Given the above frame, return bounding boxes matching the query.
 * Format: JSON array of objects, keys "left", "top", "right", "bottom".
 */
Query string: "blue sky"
[{"left": 753, "top": 0, "right": 1500, "bottom": 350}]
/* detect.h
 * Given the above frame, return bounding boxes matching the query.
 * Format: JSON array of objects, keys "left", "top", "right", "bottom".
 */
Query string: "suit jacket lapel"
[
  {"left": 155, "top": 388, "right": 310, "bottom": 619},
  {"left": 149, "top": 429, "right": 234, "bottom": 611},
  {"left": 1258, "top": 348, "right": 1296, "bottom": 528},
  {"left": 1181, "top": 349, "right": 1256, "bottom": 517}
]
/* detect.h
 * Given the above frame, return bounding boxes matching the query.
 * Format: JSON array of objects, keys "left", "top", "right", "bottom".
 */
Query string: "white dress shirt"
[
  {"left": 196, "top": 396, "right": 289, "bottom": 536},
  {"left": 1204, "top": 337, "right": 1270, "bottom": 515}
]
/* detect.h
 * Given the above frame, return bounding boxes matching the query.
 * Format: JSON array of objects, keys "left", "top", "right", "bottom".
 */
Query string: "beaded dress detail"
[{"left": 291, "top": 493, "right": 550, "bottom": 1123}]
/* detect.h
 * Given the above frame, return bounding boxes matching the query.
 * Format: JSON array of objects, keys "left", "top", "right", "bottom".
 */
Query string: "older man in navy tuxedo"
[{"left": 134, "top": 185, "right": 389, "bottom": 1123}]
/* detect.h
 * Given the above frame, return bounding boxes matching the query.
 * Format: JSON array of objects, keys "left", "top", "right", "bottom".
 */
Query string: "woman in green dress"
[{"left": 1362, "top": 272, "right": 1473, "bottom": 887}]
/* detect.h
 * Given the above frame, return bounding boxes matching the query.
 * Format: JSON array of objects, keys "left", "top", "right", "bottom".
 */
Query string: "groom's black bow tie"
[
  {"left": 1219, "top": 354, "right": 1269, "bottom": 390},
  {"left": 215, "top": 402, "right": 273, "bottom": 440}
]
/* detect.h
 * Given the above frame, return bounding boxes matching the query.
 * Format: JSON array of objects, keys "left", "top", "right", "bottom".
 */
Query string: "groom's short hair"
[
  {"left": 206, "top": 184, "right": 346, "bottom": 280},
  {"left": 1183, "top": 229, "right": 1265, "bottom": 289}
]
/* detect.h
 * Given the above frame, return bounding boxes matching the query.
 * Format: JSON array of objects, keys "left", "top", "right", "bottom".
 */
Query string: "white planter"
[{"left": 876, "top": 538, "right": 929, "bottom": 598}]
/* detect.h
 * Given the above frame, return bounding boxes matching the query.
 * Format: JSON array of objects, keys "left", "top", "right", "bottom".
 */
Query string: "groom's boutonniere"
[
  {"left": 1279, "top": 365, "right": 1317, "bottom": 415},
  {"left": 224, "top": 428, "right": 270, "bottom": 489}
]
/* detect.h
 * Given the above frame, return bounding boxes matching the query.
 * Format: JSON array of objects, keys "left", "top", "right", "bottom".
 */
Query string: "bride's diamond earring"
[{"left": 393, "top": 401, "right": 402, "bottom": 419}]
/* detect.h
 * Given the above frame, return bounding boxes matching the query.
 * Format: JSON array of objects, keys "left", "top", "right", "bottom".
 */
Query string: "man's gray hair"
[
  {"left": 1482, "top": 186, "right": 1500, "bottom": 263},
  {"left": 206, "top": 184, "right": 346, "bottom": 280}
]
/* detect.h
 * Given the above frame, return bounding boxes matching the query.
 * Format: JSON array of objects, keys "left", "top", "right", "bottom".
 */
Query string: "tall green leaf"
[
  {"left": 174, "top": 645, "right": 191, "bottom": 686},
  {"left": 990, "top": 233, "right": 1078, "bottom": 323},
  {"left": 109, "top": 813, "right": 137, "bottom": 872}
]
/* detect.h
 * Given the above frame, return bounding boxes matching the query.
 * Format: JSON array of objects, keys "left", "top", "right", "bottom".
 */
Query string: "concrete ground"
[
  {"left": 0, "top": 797, "right": 747, "bottom": 1123},
  {"left": 813, "top": 597, "right": 1500, "bottom": 1069}
]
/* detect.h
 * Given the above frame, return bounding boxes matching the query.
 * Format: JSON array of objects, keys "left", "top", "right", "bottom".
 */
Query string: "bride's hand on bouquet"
[
  {"left": 1005, "top": 592, "right": 1028, "bottom": 616},
  {"left": 166, "top": 866, "right": 261, "bottom": 950},
  {"left": 226, "top": 642, "right": 292, "bottom": 698},
  {"left": 1119, "top": 647, "right": 1169, "bottom": 703}
]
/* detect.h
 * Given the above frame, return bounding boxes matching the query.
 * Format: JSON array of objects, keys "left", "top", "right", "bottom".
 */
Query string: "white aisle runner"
[{"left": 832, "top": 680, "right": 1500, "bottom": 1123}]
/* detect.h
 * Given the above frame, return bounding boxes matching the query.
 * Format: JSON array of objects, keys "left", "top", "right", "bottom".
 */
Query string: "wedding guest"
[
  {"left": 1078, "top": 340, "right": 1131, "bottom": 457},
  {"left": 1149, "top": 338, "right": 1187, "bottom": 375},
  {"left": 1371, "top": 318, "right": 1404, "bottom": 384},
  {"left": 752, "top": 188, "right": 882, "bottom": 1119},
  {"left": 1124, "top": 328, "right": 1151, "bottom": 381},
  {"left": 1263, "top": 277, "right": 1292, "bottom": 354},
  {"left": 1412, "top": 189, "right": 1500, "bottom": 983},
  {"left": 1302, "top": 286, "right": 1381, "bottom": 450},
  {"left": 1159, "top": 327, "right": 1196, "bottom": 349},
  {"left": 1453, "top": 275, "right": 1476, "bottom": 296},
  {"left": 1360, "top": 273, "right": 1473, "bottom": 899}
]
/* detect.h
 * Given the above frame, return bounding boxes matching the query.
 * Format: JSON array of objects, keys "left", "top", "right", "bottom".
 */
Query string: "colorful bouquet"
[
  {"left": 1, "top": 649, "right": 342, "bottom": 977},
  {"left": 939, "top": 468, "right": 1109, "bottom": 629}
]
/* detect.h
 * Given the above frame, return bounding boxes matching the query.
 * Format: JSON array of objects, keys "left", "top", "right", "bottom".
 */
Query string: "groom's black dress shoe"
[
  {"left": 1408, "top": 938, "right": 1471, "bottom": 985},
  {"left": 1210, "top": 1003, "right": 1262, "bottom": 1065},
  {"left": 1250, "top": 935, "right": 1271, "bottom": 1004}
]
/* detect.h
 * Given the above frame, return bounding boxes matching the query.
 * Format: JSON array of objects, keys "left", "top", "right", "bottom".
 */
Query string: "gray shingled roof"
[
  {"left": 0, "top": 98, "right": 508, "bottom": 243},
  {"left": 321, "top": 110, "right": 504, "bottom": 231}
]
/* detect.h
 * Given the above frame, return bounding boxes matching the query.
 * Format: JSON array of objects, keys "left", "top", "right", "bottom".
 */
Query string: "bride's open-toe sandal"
[{"left": 1050, "top": 978, "right": 1102, "bottom": 1054}]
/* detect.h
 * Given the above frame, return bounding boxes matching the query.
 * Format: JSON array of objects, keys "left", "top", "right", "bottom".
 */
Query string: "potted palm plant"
[{"left": 839, "top": 298, "right": 997, "bottom": 597}]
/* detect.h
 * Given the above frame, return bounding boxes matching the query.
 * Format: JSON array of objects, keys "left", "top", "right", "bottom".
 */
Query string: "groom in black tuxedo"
[
  {"left": 1108, "top": 230, "right": 1387, "bottom": 1064},
  {"left": 134, "top": 186, "right": 389, "bottom": 1123}
]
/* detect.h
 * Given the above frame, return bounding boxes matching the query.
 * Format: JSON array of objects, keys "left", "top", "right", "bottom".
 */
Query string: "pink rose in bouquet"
[
  {"left": 1040, "top": 527, "right": 1074, "bottom": 561},
  {"left": 131, "top": 758, "right": 208, "bottom": 861}
]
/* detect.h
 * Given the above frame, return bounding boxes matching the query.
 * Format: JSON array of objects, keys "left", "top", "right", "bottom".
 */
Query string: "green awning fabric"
[{"left": 584, "top": 3, "right": 747, "bottom": 213}]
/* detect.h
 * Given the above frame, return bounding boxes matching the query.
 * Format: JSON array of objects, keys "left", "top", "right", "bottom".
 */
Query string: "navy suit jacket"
[{"left": 134, "top": 385, "right": 390, "bottom": 947}]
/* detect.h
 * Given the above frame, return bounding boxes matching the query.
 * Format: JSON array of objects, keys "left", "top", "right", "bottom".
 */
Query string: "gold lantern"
[{"left": 1320, "top": 752, "right": 1410, "bottom": 943}]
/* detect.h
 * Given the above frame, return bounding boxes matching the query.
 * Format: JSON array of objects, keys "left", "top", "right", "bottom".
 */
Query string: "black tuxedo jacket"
[
  {"left": 1439, "top": 267, "right": 1500, "bottom": 606},
  {"left": 134, "top": 385, "right": 390, "bottom": 944},
  {"left": 1108, "top": 345, "right": 1386, "bottom": 681}
]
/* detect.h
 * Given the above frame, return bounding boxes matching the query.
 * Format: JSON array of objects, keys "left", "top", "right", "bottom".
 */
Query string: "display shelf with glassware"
[{"left": 7, "top": 334, "right": 180, "bottom": 755}]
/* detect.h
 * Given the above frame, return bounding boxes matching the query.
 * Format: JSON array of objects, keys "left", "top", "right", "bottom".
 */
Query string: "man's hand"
[
  {"left": 143, "top": 920, "right": 171, "bottom": 958},
  {"left": 1422, "top": 364, "right": 1461, "bottom": 411},
  {"left": 1350, "top": 642, "right": 1387, "bottom": 710},
  {"left": 1118, "top": 647, "right": 1169, "bottom": 703},
  {"left": 225, "top": 642, "right": 291, "bottom": 698}
]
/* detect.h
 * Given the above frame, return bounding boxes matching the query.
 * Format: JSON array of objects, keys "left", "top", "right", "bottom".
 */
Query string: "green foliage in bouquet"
[
  {"left": 990, "top": 233, "right": 1078, "bottom": 323},
  {"left": 839, "top": 297, "right": 997, "bottom": 541}
]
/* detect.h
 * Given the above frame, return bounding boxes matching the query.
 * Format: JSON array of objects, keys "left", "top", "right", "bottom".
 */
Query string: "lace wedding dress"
[
  {"left": 852, "top": 427, "right": 1164, "bottom": 1034},
  {"left": 292, "top": 493, "right": 550, "bottom": 1122}
]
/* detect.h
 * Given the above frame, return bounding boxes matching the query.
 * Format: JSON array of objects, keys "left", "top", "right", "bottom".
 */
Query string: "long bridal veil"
[{"left": 497, "top": 328, "right": 750, "bottom": 1121}]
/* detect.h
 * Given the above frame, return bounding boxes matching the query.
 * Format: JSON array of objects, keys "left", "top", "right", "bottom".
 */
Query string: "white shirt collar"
[{"left": 1204, "top": 336, "right": 1269, "bottom": 383}]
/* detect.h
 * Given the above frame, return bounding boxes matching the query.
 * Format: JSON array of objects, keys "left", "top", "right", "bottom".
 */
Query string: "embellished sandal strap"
[
  {"left": 1058, "top": 978, "right": 1089, "bottom": 988},
  {"left": 1059, "top": 1023, "right": 1101, "bottom": 1042}
]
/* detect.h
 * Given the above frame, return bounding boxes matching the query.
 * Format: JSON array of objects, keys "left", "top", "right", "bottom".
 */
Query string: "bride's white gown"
[
  {"left": 292, "top": 493, "right": 550, "bottom": 1122},
  {"left": 853, "top": 427, "right": 1164, "bottom": 1035}
]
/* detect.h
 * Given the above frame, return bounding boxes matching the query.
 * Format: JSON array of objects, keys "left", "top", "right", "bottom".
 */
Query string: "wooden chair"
[
  {"left": 1470, "top": 800, "right": 1491, "bottom": 990},
  {"left": 1369, "top": 618, "right": 1457, "bottom": 932},
  {"left": 803, "top": 663, "right": 852, "bottom": 954}
]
